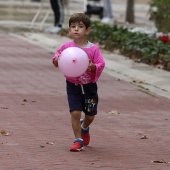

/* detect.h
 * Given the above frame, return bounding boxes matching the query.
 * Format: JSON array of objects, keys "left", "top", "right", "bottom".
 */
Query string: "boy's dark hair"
[{"left": 69, "top": 13, "right": 91, "bottom": 28}]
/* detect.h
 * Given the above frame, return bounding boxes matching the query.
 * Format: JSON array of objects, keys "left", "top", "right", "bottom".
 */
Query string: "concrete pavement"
[{"left": 0, "top": 32, "right": 170, "bottom": 170}]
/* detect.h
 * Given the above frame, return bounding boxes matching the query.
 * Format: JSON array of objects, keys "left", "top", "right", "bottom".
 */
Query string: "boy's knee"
[{"left": 71, "top": 110, "right": 81, "bottom": 118}]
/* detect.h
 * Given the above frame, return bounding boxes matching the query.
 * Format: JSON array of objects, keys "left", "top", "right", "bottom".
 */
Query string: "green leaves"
[{"left": 88, "top": 21, "right": 170, "bottom": 71}]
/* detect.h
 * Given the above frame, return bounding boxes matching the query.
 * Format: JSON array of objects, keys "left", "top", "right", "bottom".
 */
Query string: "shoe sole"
[{"left": 70, "top": 147, "right": 84, "bottom": 152}]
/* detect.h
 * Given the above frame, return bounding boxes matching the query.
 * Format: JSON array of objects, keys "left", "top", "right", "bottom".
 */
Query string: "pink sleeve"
[
  {"left": 52, "top": 41, "right": 75, "bottom": 62},
  {"left": 52, "top": 46, "right": 63, "bottom": 62},
  {"left": 92, "top": 47, "right": 105, "bottom": 82}
]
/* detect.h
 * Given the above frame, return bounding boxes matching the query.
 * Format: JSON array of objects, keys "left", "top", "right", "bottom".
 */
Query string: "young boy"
[{"left": 52, "top": 13, "right": 105, "bottom": 151}]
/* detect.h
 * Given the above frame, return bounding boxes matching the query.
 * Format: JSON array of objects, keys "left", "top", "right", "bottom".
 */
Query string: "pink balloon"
[{"left": 58, "top": 47, "right": 89, "bottom": 77}]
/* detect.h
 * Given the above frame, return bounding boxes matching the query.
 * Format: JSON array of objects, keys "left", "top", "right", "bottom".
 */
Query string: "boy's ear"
[
  {"left": 86, "top": 27, "right": 91, "bottom": 35},
  {"left": 68, "top": 27, "right": 71, "bottom": 33},
  {"left": 68, "top": 27, "right": 72, "bottom": 36}
]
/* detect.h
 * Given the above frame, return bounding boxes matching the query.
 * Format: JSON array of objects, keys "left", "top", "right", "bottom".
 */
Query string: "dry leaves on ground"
[
  {"left": 132, "top": 78, "right": 145, "bottom": 84},
  {"left": 140, "top": 134, "right": 148, "bottom": 139},
  {"left": 108, "top": 110, "right": 120, "bottom": 115},
  {"left": 151, "top": 160, "right": 170, "bottom": 164},
  {"left": 0, "top": 130, "right": 10, "bottom": 136},
  {"left": 0, "top": 106, "right": 8, "bottom": 109},
  {"left": 46, "top": 142, "right": 54, "bottom": 145}
]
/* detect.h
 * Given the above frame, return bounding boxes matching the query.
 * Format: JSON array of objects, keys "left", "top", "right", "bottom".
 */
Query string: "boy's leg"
[
  {"left": 70, "top": 110, "right": 84, "bottom": 151},
  {"left": 83, "top": 115, "right": 95, "bottom": 129},
  {"left": 81, "top": 115, "right": 95, "bottom": 146},
  {"left": 71, "top": 110, "right": 82, "bottom": 139}
]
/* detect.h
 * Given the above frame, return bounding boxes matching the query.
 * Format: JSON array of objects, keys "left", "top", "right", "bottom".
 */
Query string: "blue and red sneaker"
[{"left": 70, "top": 138, "right": 84, "bottom": 151}]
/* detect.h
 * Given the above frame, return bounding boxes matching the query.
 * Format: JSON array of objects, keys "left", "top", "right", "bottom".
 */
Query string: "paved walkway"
[{"left": 0, "top": 32, "right": 170, "bottom": 170}]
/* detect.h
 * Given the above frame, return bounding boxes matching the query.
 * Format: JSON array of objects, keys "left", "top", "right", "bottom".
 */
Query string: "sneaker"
[
  {"left": 44, "top": 26, "right": 55, "bottom": 33},
  {"left": 70, "top": 139, "right": 84, "bottom": 152},
  {"left": 101, "top": 17, "right": 114, "bottom": 25},
  {"left": 80, "top": 119, "right": 90, "bottom": 146},
  {"left": 50, "top": 26, "right": 62, "bottom": 34}
]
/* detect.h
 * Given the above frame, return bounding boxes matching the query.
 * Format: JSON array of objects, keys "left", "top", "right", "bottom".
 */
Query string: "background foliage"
[
  {"left": 60, "top": 21, "right": 170, "bottom": 71},
  {"left": 149, "top": 0, "right": 170, "bottom": 33},
  {"left": 88, "top": 22, "right": 170, "bottom": 71}
]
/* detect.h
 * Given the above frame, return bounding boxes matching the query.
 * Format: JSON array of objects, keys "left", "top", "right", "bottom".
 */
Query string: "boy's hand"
[
  {"left": 53, "top": 53, "right": 61, "bottom": 67},
  {"left": 87, "top": 61, "right": 96, "bottom": 72},
  {"left": 53, "top": 57, "right": 59, "bottom": 67}
]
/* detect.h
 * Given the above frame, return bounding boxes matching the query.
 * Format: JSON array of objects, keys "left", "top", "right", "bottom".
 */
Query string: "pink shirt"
[{"left": 52, "top": 41, "right": 105, "bottom": 84}]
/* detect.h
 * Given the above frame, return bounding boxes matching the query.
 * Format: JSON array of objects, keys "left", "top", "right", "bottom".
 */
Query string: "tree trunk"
[{"left": 126, "top": 0, "right": 135, "bottom": 23}]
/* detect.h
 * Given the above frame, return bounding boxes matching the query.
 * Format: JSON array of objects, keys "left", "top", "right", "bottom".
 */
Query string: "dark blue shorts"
[{"left": 66, "top": 80, "right": 98, "bottom": 116}]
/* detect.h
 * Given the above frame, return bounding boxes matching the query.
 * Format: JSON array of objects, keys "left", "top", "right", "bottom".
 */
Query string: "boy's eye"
[{"left": 70, "top": 25, "right": 85, "bottom": 29}]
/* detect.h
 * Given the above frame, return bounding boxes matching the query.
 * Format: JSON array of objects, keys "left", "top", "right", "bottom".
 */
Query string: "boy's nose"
[{"left": 75, "top": 26, "right": 79, "bottom": 30}]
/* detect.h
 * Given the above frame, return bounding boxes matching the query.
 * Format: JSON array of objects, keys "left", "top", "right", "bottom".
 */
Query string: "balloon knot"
[{"left": 72, "top": 59, "right": 76, "bottom": 63}]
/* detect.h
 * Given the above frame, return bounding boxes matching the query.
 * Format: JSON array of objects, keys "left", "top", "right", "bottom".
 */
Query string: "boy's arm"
[
  {"left": 52, "top": 43, "right": 66, "bottom": 67},
  {"left": 92, "top": 47, "right": 105, "bottom": 82},
  {"left": 52, "top": 49, "right": 62, "bottom": 67}
]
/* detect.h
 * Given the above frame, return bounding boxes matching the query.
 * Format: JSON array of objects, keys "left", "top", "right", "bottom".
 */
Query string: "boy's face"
[{"left": 68, "top": 21, "right": 91, "bottom": 39}]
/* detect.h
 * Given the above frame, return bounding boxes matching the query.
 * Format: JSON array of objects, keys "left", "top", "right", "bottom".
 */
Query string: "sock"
[
  {"left": 81, "top": 123, "right": 89, "bottom": 131},
  {"left": 75, "top": 138, "right": 83, "bottom": 142}
]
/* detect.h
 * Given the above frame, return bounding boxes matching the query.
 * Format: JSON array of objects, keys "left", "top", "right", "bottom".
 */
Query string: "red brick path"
[{"left": 0, "top": 33, "right": 170, "bottom": 170}]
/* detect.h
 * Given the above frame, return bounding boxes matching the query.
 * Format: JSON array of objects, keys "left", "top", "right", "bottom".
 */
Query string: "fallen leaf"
[
  {"left": 154, "top": 64, "right": 164, "bottom": 69},
  {"left": 151, "top": 160, "right": 170, "bottom": 164},
  {"left": 132, "top": 78, "right": 144, "bottom": 84},
  {"left": 40, "top": 145, "right": 45, "bottom": 148},
  {"left": 108, "top": 110, "right": 120, "bottom": 114},
  {"left": 134, "top": 58, "right": 141, "bottom": 63},
  {"left": 112, "top": 49, "right": 120, "bottom": 54},
  {"left": 0, "top": 107, "right": 8, "bottom": 109},
  {"left": 46, "top": 142, "right": 54, "bottom": 145},
  {"left": 141, "top": 134, "right": 148, "bottom": 139},
  {"left": 0, "top": 130, "right": 10, "bottom": 136}
]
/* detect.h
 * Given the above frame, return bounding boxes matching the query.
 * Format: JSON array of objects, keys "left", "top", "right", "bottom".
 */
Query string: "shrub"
[{"left": 88, "top": 22, "right": 170, "bottom": 71}]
